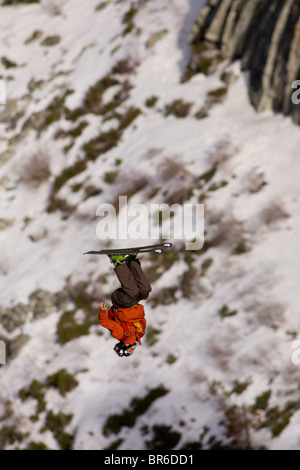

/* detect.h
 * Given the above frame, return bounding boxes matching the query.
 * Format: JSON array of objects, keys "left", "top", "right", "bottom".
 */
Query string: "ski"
[{"left": 83, "top": 242, "right": 172, "bottom": 255}]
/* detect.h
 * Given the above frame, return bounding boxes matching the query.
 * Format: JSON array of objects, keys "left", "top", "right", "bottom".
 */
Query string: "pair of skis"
[{"left": 83, "top": 242, "right": 172, "bottom": 256}]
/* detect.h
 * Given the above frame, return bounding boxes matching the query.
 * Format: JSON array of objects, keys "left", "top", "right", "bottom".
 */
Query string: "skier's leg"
[
  {"left": 111, "top": 263, "right": 140, "bottom": 308},
  {"left": 128, "top": 259, "right": 152, "bottom": 301}
]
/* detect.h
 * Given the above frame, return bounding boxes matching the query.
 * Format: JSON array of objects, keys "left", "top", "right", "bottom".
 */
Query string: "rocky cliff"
[{"left": 187, "top": 0, "right": 300, "bottom": 124}]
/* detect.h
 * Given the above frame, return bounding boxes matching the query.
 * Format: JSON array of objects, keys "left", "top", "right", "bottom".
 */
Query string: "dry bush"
[
  {"left": 243, "top": 168, "right": 267, "bottom": 194},
  {"left": 180, "top": 266, "right": 199, "bottom": 298},
  {"left": 206, "top": 139, "right": 236, "bottom": 169},
  {"left": 159, "top": 157, "right": 198, "bottom": 205},
  {"left": 0, "top": 399, "right": 26, "bottom": 450},
  {"left": 219, "top": 403, "right": 261, "bottom": 449},
  {"left": 209, "top": 381, "right": 263, "bottom": 449},
  {"left": 0, "top": 255, "right": 9, "bottom": 276},
  {"left": 111, "top": 57, "right": 138, "bottom": 75},
  {"left": 244, "top": 300, "right": 285, "bottom": 329},
  {"left": 206, "top": 332, "right": 236, "bottom": 370},
  {"left": 205, "top": 210, "right": 248, "bottom": 253},
  {"left": 107, "top": 171, "right": 153, "bottom": 211},
  {"left": 195, "top": 88, "right": 227, "bottom": 119},
  {"left": 164, "top": 99, "right": 193, "bottom": 118},
  {"left": 160, "top": 157, "right": 197, "bottom": 183},
  {"left": 18, "top": 150, "right": 51, "bottom": 188},
  {"left": 42, "top": 0, "right": 63, "bottom": 16},
  {"left": 258, "top": 202, "right": 289, "bottom": 226},
  {"left": 280, "top": 360, "right": 300, "bottom": 385}
]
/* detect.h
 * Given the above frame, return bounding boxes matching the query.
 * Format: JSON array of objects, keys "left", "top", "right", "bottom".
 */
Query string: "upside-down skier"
[{"left": 98, "top": 253, "right": 152, "bottom": 357}]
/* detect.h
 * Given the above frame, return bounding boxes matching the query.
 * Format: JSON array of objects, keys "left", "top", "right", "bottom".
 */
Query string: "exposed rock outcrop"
[
  {"left": 187, "top": 0, "right": 300, "bottom": 124},
  {"left": 0, "top": 287, "right": 72, "bottom": 332}
]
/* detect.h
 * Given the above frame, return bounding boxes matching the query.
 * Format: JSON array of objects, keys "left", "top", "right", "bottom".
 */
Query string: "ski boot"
[
  {"left": 124, "top": 253, "right": 137, "bottom": 263},
  {"left": 109, "top": 253, "right": 137, "bottom": 267}
]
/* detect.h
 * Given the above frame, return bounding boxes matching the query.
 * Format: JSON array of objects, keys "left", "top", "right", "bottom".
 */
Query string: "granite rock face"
[{"left": 188, "top": 0, "right": 300, "bottom": 124}]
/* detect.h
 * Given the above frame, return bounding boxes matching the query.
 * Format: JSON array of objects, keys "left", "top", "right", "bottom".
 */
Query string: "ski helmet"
[{"left": 113, "top": 341, "right": 135, "bottom": 357}]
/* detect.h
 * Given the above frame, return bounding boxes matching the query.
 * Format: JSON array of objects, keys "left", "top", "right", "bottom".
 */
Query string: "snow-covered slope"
[{"left": 1, "top": 0, "right": 300, "bottom": 450}]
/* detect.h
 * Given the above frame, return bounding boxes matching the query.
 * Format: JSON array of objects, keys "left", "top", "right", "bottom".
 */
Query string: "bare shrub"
[
  {"left": 18, "top": 150, "right": 51, "bottom": 188},
  {"left": 280, "top": 360, "right": 300, "bottom": 385},
  {"left": 164, "top": 99, "right": 193, "bottom": 118},
  {"left": 180, "top": 266, "right": 199, "bottom": 298},
  {"left": 95, "top": 1, "right": 109, "bottom": 12},
  {"left": 159, "top": 157, "right": 198, "bottom": 205},
  {"left": 160, "top": 157, "right": 197, "bottom": 183},
  {"left": 111, "top": 57, "right": 138, "bottom": 75},
  {"left": 207, "top": 139, "right": 236, "bottom": 169},
  {"left": 195, "top": 88, "right": 227, "bottom": 119},
  {"left": 116, "top": 171, "right": 151, "bottom": 197},
  {"left": 205, "top": 210, "right": 248, "bottom": 253},
  {"left": 258, "top": 202, "right": 289, "bottom": 226},
  {"left": 107, "top": 171, "right": 153, "bottom": 211},
  {"left": 42, "top": 0, "right": 63, "bottom": 16},
  {"left": 0, "top": 255, "right": 9, "bottom": 276},
  {"left": 243, "top": 168, "right": 267, "bottom": 194},
  {"left": 209, "top": 381, "right": 263, "bottom": 449},
  {"left": 220, "top": 403, "right": 261, "bottom": 449},
  {"left": 206, "top": 331, "right": 236, "bottom": 370},
  {"left": 244, "top": 300, "right": 285, "bottom": 329}
]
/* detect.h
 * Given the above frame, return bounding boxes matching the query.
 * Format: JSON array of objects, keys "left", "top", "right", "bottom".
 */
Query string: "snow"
[{"left": 1, "top": 0, "right": 300, "bottom": 451}]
